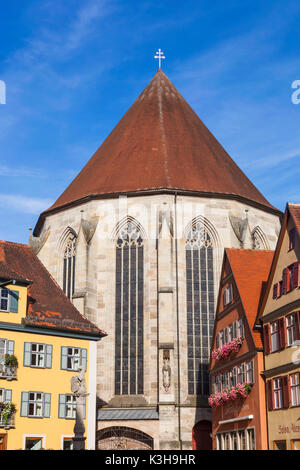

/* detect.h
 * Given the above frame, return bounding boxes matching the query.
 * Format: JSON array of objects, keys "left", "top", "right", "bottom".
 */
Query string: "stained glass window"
[
  {"left": 115, "top": 222, "right": 144, "bottom": 395},
  {"left": 186, "top": 221, "right": 214, "bottom": 396}
]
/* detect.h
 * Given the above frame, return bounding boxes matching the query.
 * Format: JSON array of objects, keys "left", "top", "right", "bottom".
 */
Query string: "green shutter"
[
  {"left": 80, "top": 349, "right": 87, "bottom": 371},
  {"left": 61, "top": 347, "right": 68, "bottom": 370},
  {"left": 43, "top": 393, "right": 51, "bottom": 418},
  {"left": 7, "top": 340, "right": 14, "bottom": 355},
  {"left": 23, "top": 343, "right": 32, "bottom": 367},
  {"left": 58, "top": 394, "right": 66, "bottom": 418},
  {"left": 4, "top": 389, "right": 12, "bottom": 402},
  {"left": 45, "top": 345, "right": 53, "bottom": 369},
  {"left": 20, "top": 392, "right": 29, "bottom": 416},
  {"left": 10, "top": 290, "right": 19, "bottom": 313}
]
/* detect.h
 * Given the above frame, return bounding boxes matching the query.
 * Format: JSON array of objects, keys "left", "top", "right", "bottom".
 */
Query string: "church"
[{"left": 31, "top": 68, "right": 282, "bottom": 450}]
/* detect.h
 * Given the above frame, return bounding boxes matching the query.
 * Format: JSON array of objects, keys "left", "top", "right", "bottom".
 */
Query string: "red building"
[{"left": 209, "top": 249, "right": 273, "bottom": 450}]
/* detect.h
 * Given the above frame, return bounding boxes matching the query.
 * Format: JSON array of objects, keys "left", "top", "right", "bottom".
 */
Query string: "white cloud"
[{"left": 0, "top": 194, "right": 53, "bottom": 214}]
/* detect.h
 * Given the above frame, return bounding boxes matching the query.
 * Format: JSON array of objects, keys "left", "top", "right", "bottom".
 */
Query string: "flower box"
[
  {"left": 208, "top": 382, "right": 252, "bottom": 407},
  {"left": 211, "top": 337, "right": 243, "bottom": 361}
]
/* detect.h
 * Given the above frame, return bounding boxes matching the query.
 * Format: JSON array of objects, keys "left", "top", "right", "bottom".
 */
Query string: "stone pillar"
[{"left": 157, "top": 204, "right": 178, "bottom": 448}]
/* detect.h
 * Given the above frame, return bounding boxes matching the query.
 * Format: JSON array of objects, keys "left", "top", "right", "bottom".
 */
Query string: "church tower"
[{"left": 33, "top": 69, "right": 281, "bottom": 450}]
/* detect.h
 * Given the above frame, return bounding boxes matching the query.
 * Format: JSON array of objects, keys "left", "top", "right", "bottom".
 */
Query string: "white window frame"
[
  {"left": 23, "top": 435, "right": 46, "bottom": 450},
  {"left": 246, "top": 428, "right": 256, "bottom": 450},
  {"left": 246, "top": 360, "right": 254, "bottom": 384},
  {"left": 30, "top": 343, "right": 46, "bottom": 368},
  {"left": 66, "top": 347, "right": 81, "bottom": 371},
  {"left": 223, "top": 284, "right": 233, "bottom": 306},
  {"left": 290, "top": 373, "right": 300, "bottom": 407},
  {"left": 61, "top": 435, "right": 74, "bottom": 450},
  {"left": 270, "top": 321, "right": 279, "bottom": 352},
  {"left": 28, "top": 392, "right": 44, "bottom": 417},
  {"left": 273, "top": 378, "right": 283, "bottom": 409},
  {"left": 0, "top": 288, "right": 9, "bottom": 312},
  {"left": 286, "top": 314, "right": 296, "bottom": 347}
]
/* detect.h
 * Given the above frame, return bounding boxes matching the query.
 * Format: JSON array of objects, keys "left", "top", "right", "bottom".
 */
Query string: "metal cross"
[{"left": 154, "top": 49, "right": 165, "bottom": 69}]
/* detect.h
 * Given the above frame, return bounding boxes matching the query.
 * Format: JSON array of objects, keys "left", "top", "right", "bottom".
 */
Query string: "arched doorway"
[
  {"left": 192, "top": 420, "right": 212, "bottom": 450},
  {"left": 97, "top": 426, "right": 153, "bottom": 450}
]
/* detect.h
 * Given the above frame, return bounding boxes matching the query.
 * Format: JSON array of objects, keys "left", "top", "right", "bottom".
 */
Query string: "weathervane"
[{"left": 154, "top": 49, "right": 165, "bottom": 69}]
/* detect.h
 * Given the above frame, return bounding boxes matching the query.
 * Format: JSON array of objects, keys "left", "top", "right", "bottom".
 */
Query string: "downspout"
[{"left": 175, "top": 192, "right": 182, "bottom": 449}]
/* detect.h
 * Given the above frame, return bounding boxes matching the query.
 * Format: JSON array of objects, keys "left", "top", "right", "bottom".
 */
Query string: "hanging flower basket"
[
  {"left": 208, "top": 382, "right": 252, "bottom": 408},
  {"left": 211, "top": 337, "right": 243, "bottom": 361},
  {"left": 0, "top": 402, "right": 16, "bottom": 427}
]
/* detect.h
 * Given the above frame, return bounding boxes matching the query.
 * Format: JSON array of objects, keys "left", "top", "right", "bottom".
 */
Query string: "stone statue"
[
  {"left": 71, "top": 366, "right": 88, "bottom": 450},
  {"left": 162, "top": 357, "right": 171, "bottom": 392}
]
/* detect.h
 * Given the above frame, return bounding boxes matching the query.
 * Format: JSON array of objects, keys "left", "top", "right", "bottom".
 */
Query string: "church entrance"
[
  {"left": 192, "top": 420, "right": 212, "bottom": 450},
  {"left": 97, "top": 426, "right": 154, "bottom": 450}
]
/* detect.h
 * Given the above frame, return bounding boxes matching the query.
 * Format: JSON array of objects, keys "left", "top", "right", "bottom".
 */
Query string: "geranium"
[
  {"left": 211, "top": 337, "right": 243, "bottom": 361},
  {"left": 208, "top": 382, "right": 252, "bottom": 407}
]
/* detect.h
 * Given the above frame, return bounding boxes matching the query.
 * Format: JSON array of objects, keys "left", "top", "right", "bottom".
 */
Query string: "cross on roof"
[{"left": 154, "top": 49, "right": 165, "bottom": 69}]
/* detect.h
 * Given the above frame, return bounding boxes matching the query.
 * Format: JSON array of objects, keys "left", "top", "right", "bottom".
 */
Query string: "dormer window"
[{"left": 223, "top": 284, "right": 233, "bottom": 307}]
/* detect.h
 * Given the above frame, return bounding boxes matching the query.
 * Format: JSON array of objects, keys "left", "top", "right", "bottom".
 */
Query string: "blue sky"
[{"left": 0, "top": 0, "right": 300, "bottom": 243}]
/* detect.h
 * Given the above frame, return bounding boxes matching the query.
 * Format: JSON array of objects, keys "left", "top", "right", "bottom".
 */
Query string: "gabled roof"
[
  {"left": 226, "top": 248, "right": 274, "bottom": 348},
  {"left": 34, "top": 70, "right": 279, "bottom": 235},
  {"left": 255, "top": 202, "right": 300, "bottom": 322},
  {"left": 0, "top": 240, "right": 106, "bottom": 337}
]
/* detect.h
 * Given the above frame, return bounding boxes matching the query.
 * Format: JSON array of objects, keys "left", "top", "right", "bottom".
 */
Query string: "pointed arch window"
[
  {"left": 251, "top": 227, "right": 268, "bottom": 250},
  {"left": 186, "top": 221, "right": 215, "bottom": 396},
  {"left": 115, "top": 222, "right": 144, "bottom": 395},
  {"left": 63, "top": 232, "right": 77, "bottom": 300}
]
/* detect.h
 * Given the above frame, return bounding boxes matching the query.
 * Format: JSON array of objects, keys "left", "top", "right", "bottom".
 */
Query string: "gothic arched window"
[
  {"left": 115, "top": 221, "right": 144, "bottom": 395},
  {"left": 63, "top": 232, "right": 77, "bottom": 300},
  {"left": 251, "top": 227, "right": 269, "bottom": 250},
  {"left": 186, "top": 221, "right": 215, "bottom": 396}
]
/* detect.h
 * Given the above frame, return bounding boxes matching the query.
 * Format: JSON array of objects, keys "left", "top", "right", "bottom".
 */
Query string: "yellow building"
[
  {"left": 0, "top": 241, "right": 106, "bottom": 450},
  {"left": 258, "top": 203, "right": 300, "bottom": 450}
]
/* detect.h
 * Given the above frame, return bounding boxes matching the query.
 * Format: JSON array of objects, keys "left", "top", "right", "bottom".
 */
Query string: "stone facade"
[{"left": 35, "top": 192, "right": 281, "bottom": 449}]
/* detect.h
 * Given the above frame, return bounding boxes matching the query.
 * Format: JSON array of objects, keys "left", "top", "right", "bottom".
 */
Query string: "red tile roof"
[
  {"left": 226, "top": 249, "right": 274, "bottom": 348},
  {"left": 0, "top": 240, "right": 106, "bottom": 337},
  {"left": 34, "top": 70, "right": 279, "bottom": 234},
  {"left": 288, "top": 203, "right": 300, "bottom": 234}
]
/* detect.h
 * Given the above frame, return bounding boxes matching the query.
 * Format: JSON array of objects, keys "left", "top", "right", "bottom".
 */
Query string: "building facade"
[
  {"left": 32, "top": 70, "right": 281, "bottom": 449},
  {"left": 209, "top": 249, "right": 272, "bottom": 450},
  {"left": 259, "top": 203, "right": 300, "bottom": 450},
  {"left": 0, "top": 241, "right": 105, "bottom": 450}
]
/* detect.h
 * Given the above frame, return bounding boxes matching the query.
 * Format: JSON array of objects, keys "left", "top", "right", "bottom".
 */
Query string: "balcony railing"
[
  {"left": 0, "top": 413, "right": 15, "bottom": 429},
  {"left": 0, "top": 354, "right": 17, "bottom": 380}
]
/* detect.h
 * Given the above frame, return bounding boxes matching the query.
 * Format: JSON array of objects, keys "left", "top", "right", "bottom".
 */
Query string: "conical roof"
[{"left": 35, "top": 70, "right": 279, "bottom": 233}]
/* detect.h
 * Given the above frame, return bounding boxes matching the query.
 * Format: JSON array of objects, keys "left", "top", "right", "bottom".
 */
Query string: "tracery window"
[
  {"left": 251, "top": 227, "right": 268, "bottom": 250},
  {"left": 115, "top": 222, "right": 144, "bottom": 395},
  {"left": 63, "top": 232, "right": 76, "bottom": 300},
  {"left": 186, "top": 221, "right": 215, "bottom": 396}
]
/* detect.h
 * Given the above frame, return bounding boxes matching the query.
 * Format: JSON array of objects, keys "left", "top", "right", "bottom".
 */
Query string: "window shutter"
[
  {"left": 20, "top": 392, "right": 29, "bottom": 416},
  {"left": 292, "top": 262, "right": 299, "bottom": 289},
  {"left": 278, "top": 318, "right": 286, "bottom": 350},
  {"left": 23, "top": 343, "right": 32, "bottom": 367},
  {"left": 273, "top": 284, "right": 278, "bottom": 299},
  {"left": 45, "top": 345, "right": 53, "bottom": 369},
  {"left": 80, "top": 349, "right": 87, "bottom": 371},
  {"left": 267, "top": 381, "right": 274, "bottom": 411},
  {"left": 295, "top": 312, "right": 300, "bottom": 341},
  {"left": 10, "top": 290, "right": 19, "bottom": 313},
  {"left": 4, "top": 389, "right": 12, "bottom": 402},
  {"left": 43, "top": 393, "right": 51, "bottom": 418},
  {"left": 61, "top": 346, "right": 68, "bottom": 370},
  {"left": 7, "top": 340, "right": 14, "bottom": 355},
  {"left": 282, "top": 376, "right": 289, "bottom": 409},
  {"left": 282, "top": 268, "right": 288, "bottom": 295},
  {"left": 216, "top": 333, "right": 219, "bottom": 349},
  {"left": 263, "top": 325, "right": 270, "bottom": 355},
  {"left": 58, "top": 394, "right": 66, "bottom": 418},
  {"left": 233, "top": 321, "right": 237, "bottom": 339}
]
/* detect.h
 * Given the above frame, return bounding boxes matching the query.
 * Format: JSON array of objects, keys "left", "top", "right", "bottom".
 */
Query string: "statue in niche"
[{"left": 162, "top": 350, "right": 171, "bottom": 392}]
